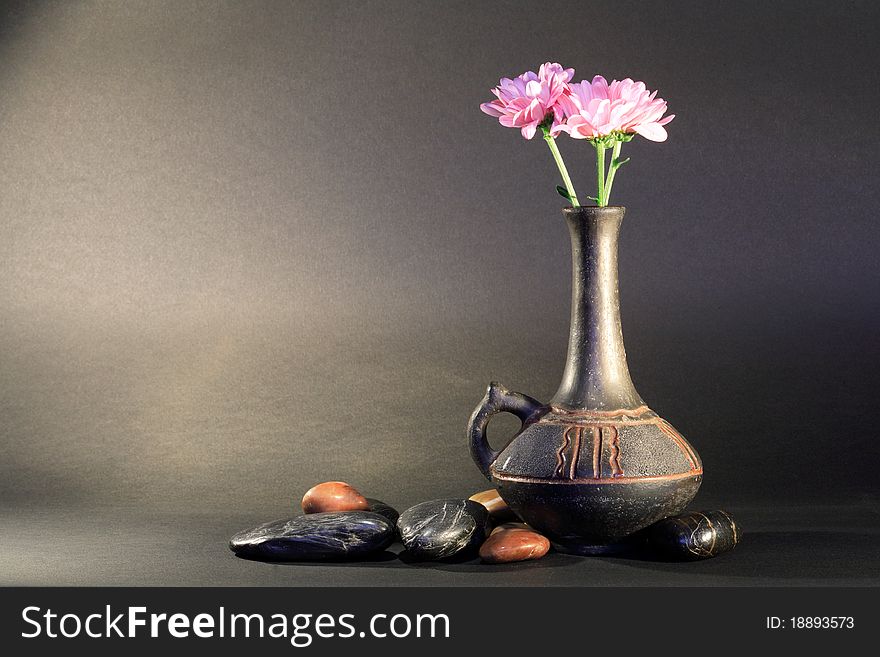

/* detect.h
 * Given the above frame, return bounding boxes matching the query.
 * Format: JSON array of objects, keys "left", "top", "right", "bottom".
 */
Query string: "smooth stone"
[
  {"left": 480, "top": 524, "right": 550, "bottom": 563},
  {"left": 645, "top": 510, "right": 740, "bottom": 561},
  {"left": 469, "top": 489, "right": 517, "bottom": 522},
  {"left": 366, "top": 498, "right": 399, "bottom": 524},
  {"left": 490, "top": 521, "right": 532, "bottom": 535},
  {"left": 301, "top": 481, "right": 370, "bottom": 514},
  {"left": 397, "top": 499, "right": 490, "bottom": 561},
  {"left": 229, "top": 511, "right": 394, "bottom": 561}
]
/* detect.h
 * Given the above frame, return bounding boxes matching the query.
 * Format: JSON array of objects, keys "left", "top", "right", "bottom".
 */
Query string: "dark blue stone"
[
  {"left": 645, "top": 509, "right": 740, "bottom": 560},
  {"left": 397, "top": 499, "right": 490, "bottom": 561},
  {"left": 366, "top": 498, "right": 399, "bottom": 524},
  {"left": 229, "top": 511, "right": 394, "bottom": 561}
]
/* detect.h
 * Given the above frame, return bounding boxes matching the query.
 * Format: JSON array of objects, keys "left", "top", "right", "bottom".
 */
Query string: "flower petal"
[
  {"left": 633, "top": 122, "right": 668, "bottom": 141},
  {"left": 480, "top": 102, "right": 503, "bottom": 117}
]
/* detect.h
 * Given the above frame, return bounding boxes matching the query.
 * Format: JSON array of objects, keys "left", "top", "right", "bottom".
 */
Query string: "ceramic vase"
[{"left": 467, "top": 206, "right": 702, "bottom": 554}]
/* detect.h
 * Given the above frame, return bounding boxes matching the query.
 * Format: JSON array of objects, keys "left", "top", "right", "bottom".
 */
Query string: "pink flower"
[
  {"left": 480, "top": 62, "right": 575, "bottom": 139},
  {"left": 558, "top": 76, "right": 675, "bottom": 142}
]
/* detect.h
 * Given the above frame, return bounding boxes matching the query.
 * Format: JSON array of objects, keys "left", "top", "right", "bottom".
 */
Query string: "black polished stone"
[
  {"left": 397, "top": 499, "right": 489, "bottom": 561},
  {"left": 644, "top": 510, "right": 740, "bottom": 560},
  {"left": 229, "top": 511, "right": 394, "bottom": 561},
  {"left": 366, "top": 498, "right": 399, "bottom": 524}
]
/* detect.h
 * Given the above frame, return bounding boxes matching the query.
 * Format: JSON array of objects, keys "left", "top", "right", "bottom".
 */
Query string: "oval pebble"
[
  {"left": 301, "top": 481, "right": 370, "bottom": 514},
  {"left": 480, "top": 523, "right": 550, "bottom": 563},
  {"left": 366, "top": 498, "right": 399, "bottom": 524},
  {"left": 469, "top": 489, "right": 517, "bottom": 522},
  {"left": 229, "top": 511, "right": 394, "bottom": 561},
  {"left": 397, "top": 499, "right": 489, "bottom": 561},
  {"left": 645, "top": 510, "right": 740, "bottom": 560}
]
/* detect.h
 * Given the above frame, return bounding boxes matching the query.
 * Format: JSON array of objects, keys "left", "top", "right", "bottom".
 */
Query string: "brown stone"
[
  {"left": 469, "top": 489, "right": 516, "bottom": 521},
  {"left": 490, "top": 522, "right": 531, "bottom": 535},
  {"left": 301, "top": 481, "right": 370, "bottom": 514},
  {"left": 479, "top": 524, "right": 550, "bottom": 563}
]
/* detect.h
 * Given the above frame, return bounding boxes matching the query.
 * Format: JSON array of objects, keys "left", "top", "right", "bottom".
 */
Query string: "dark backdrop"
[{"left": 1, "top": 0, "right": 878, "bottom": 585}]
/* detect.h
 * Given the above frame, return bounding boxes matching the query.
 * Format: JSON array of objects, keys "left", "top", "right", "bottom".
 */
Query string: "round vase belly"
[{"left": 490, "top": 407, "right": 701, "bottom": 553}]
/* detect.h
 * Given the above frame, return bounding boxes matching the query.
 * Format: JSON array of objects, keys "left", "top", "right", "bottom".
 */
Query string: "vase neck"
[{"left": 550, "top": 207, "right": 644, "bottom": 411}]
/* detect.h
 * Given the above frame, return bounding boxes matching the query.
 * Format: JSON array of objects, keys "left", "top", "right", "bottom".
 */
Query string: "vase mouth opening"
[
  {"left": 562, "top": 205, "right": 626, "bottom": 219},
  {"left": 562, "top": 205, "right": 625, "bottom": 210}
]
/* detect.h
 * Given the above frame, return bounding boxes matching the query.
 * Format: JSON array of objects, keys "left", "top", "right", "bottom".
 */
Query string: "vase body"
[{"left": 467, "top": 206, "right": 702, "bottom": 554}]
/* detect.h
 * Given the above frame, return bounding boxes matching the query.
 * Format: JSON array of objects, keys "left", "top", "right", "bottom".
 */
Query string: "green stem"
[
  {"left": 596, "top": 144, "right": 607, "bottom": 206},
  {"left": 542, "top": 127, "right": 579, "bottom": 207},
  {"left": 603, "top": 140, "right": 623, "bottom": 205}
]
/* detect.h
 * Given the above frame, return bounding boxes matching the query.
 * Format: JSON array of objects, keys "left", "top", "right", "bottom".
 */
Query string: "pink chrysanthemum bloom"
[
  {"left": 559, "top": 76, "right": 675, "bottom": 142},
  {"left": 480, "top": 62, "right": 575, "bottom": 139}
]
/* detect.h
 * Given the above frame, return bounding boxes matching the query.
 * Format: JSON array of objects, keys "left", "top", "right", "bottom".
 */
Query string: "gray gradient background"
[{"left": 1, "top": 0, "right": 878, "bottom": 585}]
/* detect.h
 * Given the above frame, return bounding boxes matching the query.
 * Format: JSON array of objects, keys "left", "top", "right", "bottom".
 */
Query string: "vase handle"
[{"left": 467, "top": 381, "right": 545, "bottom": 479}]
